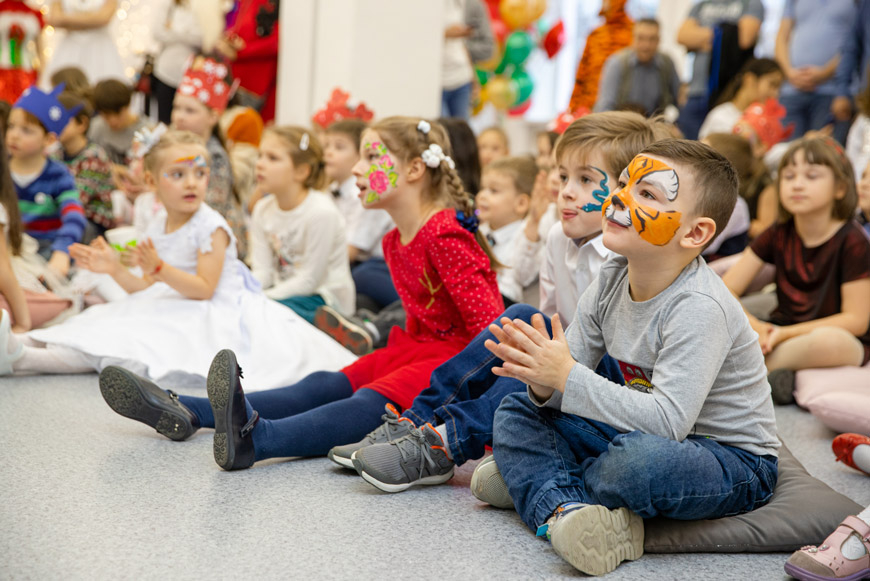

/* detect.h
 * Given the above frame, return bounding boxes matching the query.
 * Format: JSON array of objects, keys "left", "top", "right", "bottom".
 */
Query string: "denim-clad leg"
[
  {"left": 403, "top": 303, "right": 624, "bottom": 465},
  {"left": 678, "top": 95, "right": 709, "bottom": 140},
  {"left": 493, "top": 392, "right": 778, "bottom": 531},
  {"left": 178, "top": 371, "right": 354, "bottom": 428}
]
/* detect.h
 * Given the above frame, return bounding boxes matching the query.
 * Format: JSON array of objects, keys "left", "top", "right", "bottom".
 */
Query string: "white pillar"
[{"left": 277, "top": 0, "right": 446, "bottom": 126}]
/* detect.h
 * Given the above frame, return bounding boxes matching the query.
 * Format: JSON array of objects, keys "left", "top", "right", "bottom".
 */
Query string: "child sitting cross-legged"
[{"left": 485, "top": 139, "right": 780, "bottom": 576}]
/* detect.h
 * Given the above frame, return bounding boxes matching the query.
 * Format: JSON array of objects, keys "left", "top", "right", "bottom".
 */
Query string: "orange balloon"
[
  {"left": 529, "top": 0, "right": 547, "bottom": 20},
  {"left": 499, "top": 0, "right": 536, "bottom": 30}
]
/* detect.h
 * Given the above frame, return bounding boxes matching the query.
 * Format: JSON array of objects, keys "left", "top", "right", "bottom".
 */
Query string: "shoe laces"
[
  {"left": 368, "top": 407, "right": 412, "bottom": 443},
  {"left": 395, "top": 427, "right": 444, "bottom": 476}
]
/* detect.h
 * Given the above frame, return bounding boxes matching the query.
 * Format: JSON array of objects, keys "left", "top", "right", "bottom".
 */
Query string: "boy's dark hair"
[
  {"left": 439, "top": 117, "right": 482, "bottom": 196},
  {"left": 487, "top": 155, "right": 538, "bottom": 197},
  {"left": 326, "top": 119, "right": 367, "bottom": 150},
  {"left": 776, "top": 137, "right": 857, "bottom": 222},
  {"left": 634, "top": 17, "right": 660, "bottom": 29},
  {"left": 93, "top": 79, "right": 132, "bottom": 114},
  {"left": 0, "top": 100, "right": 10, "bottom": 135},
  {"left": 639, "top": 138, "right": 738, "bottom": 248},
  {"left": 58, "top": 91, "right": 93, "bottom": 128},
  {"left": 555, "top": 111, "right": 673, "bottom": 179},
  {"left": 16, "top": 109, "right": 47, "bottom": 133},
  {"left": 50, "top": 67, "right": 92, "bottom": 104}
]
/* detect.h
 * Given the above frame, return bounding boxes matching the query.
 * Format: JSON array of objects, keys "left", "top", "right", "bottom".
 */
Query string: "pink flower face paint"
[
  {"left": 601, "top": 155, "right": 682, "bottom": 246},
  {"left": 364, "top": 141, "right": 398, "bottom": 203}
]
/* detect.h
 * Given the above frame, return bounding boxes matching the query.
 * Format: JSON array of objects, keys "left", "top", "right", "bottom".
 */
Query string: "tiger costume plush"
[{"left": 568, "top": 0, "right": 633, "bottom": 113}]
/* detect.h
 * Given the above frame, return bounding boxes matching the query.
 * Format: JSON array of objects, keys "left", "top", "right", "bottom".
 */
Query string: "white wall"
[{"left": 277, "top": 0, "right": 445, "bottom": 126}]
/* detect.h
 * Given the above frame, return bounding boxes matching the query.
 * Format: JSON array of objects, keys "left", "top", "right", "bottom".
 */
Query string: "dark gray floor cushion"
[{"left": 644, "top": 443, "right": 862, "bottom": 553}]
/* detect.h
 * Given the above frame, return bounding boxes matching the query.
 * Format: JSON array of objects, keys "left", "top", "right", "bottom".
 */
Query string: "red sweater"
[{"left": 383, "top": 209, "right": 503, "bottom": 344}]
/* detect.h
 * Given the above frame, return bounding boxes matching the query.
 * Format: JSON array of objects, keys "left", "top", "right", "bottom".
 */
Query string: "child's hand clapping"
[
  {"left": 133, "top": 239, "right": 164, "bottom": 277},
  {"left": 70, "top": 237, "right": 120, "bottom": 275},
  {"left": 528, "top": 170, "right": 551, "bottom": 225},
  {"left": 485, "top": 313, "right": 575, "bottom": 400}
]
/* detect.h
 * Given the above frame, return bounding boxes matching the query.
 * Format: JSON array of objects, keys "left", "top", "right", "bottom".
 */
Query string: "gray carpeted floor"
[{"left": 1, "top": 373, "right": 867, "bottom": 580}]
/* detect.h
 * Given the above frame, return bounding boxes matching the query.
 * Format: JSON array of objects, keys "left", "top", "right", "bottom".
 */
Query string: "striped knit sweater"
[{"left": 14, "top": 158, "right": 85, "bottom": 254}]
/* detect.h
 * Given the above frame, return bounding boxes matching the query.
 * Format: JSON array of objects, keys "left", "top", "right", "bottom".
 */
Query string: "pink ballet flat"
[{"left": 784, "top": 515, "right": 870, "bottom": 580}]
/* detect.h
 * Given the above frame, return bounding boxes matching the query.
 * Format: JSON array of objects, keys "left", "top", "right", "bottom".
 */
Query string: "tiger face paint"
[{"left": 602, "top": 155, "right": 682, "bottom": 246}]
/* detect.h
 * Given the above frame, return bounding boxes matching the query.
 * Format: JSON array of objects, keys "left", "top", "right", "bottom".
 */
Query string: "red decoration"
[
  {"left": 176, "top": 58, "right": 234, "bottom": 113},
  {"left": 311, "top": 88, "right": 375, "bottom": 129},
  {"left": 548, "top": 107, "right": 590, "bottom": 134},
  {"left": 491, "top": 18, "right": 510, "bottom": 45},
  {"left": 736, "top": 98, "right": 795, "bottom": 150},
  {"left": 508, "top": 99, "right": 532, "bottom": 117},
  {"left": 543, "top": 20, "right": 564, "bottom": 59}
]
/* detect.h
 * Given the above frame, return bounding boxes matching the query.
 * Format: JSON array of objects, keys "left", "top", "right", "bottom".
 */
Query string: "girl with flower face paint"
[{"left": 90, "top": 117, "right": 504, "bottom": 474}]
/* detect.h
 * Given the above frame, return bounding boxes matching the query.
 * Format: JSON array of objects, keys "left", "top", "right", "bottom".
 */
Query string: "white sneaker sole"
[
  {"left": 550, "top": 505, "right": 644, "bottom": 576},
  {"left": 358, "top": 467, "right": 455, "bottom": 493}
]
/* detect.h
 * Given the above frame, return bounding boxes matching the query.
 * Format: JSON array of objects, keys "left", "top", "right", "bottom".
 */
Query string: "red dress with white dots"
[{"left": 342, "top": 209, "right": 503, "bottom": 409}]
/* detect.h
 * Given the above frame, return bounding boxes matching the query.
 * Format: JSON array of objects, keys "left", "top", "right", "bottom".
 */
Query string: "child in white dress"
[{"left": 0, "top": 130, "right": 356, "bottom": 386}]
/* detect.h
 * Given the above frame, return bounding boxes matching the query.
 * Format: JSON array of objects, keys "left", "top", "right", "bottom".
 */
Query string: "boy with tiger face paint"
[{"left": 488, "top": 139, "right": 780, "bottom": 576}]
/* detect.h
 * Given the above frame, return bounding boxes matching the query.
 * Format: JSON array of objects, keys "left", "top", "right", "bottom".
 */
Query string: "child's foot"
[
  {"left": 784, "top": 516, "right": 870, "bottom": 580},
  {"left": 0, "top": 309, "right": 23, "bottom": 375},
  {"left": 207, "top": 349, "right": 258, "bottom": 471},
  {"left": 313, "top": 305, "right": 374, "bottom": 356},
  {"left": 768, "top": 368, "right": 797, "bottom": 405},
  {"left": 327, "top": 403, "right": 415, "bottom": 469},
  {"left": 352, "top": 423, "right": 455, "bottom": 492},
  {"left": 99, "top": 366, "right": 200, "bottom": 441},
  {"left": 548, "top": 504, "right": 644, "bottom": 576},
  {"left": 470, "top": 455, "right": 514, "bottom": 509},
  {"left": 833, "top": 433, "right": 870, "bottom": 476}
]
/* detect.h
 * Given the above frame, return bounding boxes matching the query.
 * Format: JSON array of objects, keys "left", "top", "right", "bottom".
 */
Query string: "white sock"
[
  {"left": 6, "top": 328, "right": 21, "bottom": 356},
  {"left": 362, "top": 321, "right": 379, "bottom": 343},
  {"left": 15, "top": 344, "right": 96, "bottom": 374},
  {"left": 839, "top": 505, "right": 870, "bottom": 560},
  {"left": 852, "top": 445, "right": 870, "bottom": 475},
  {"left": 433, "top": 423, "right": 453, "bottom": 460}
]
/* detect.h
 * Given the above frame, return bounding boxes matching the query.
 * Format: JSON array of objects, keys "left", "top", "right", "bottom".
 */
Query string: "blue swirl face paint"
[{"left": 580, "top": 166, "right": 610, "bottom": 213}]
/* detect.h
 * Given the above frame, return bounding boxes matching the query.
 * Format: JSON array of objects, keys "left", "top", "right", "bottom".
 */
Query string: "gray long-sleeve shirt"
[{"left": 538, "top": 255, "right": 779, "bottom": 458}]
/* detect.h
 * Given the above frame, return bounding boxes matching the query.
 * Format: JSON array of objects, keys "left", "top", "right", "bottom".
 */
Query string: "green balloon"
[
  {"left": 511, "top": 68, "right": 534, "bottom": 105},
  {"left": 475, "top": 68, "right": 490, "bottom": 87},
  {"left": 503, "top": 31, "right": 534, "bottom": 67}
]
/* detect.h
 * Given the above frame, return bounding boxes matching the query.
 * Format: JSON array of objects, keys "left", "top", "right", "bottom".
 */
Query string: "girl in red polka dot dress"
[{"left": 98, "top": 116, "right": 505, "bottom": 471}]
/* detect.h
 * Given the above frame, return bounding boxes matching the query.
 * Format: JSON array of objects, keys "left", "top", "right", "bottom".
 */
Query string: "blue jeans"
[
  {"left": 442, "top": 82, "right": 473, "bottom": 120},
  {"left": 178, "top": 372, "right": 394, "bottom": 460},
  {"left": 276, "top": 294, "right": 326, "bottom": 324},
  {"left": 402, "top": 304, "right": 624, "bottom": 466},
  {"left": 678, "top": 95, "right": 709, "bottom": 141},
  {"left": 352, "top": 258, "right": 399, "bottom": 309},
  {"left": 493, "top": 393, "right": 778, "bottom": 531},
  {"left": 780, "top": 91, "right": 852, "bottom": 144}
]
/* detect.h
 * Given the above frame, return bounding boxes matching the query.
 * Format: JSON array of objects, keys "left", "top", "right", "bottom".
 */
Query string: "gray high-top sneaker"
[{"left": 327, "top": 403, "right": 415, "bottom": 468}]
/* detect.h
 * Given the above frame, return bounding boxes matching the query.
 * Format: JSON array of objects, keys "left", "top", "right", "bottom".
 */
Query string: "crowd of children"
[{"left": 2, "top": 25, "right": 870, "bottom": 581}]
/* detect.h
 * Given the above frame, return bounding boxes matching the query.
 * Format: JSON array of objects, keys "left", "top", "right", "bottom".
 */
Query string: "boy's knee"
[
  {"left": 493, "top": 392, "right": 536, "bottom": 438},
  {"left": 501, "top": 303, "right": 540, "bottom": 324}
]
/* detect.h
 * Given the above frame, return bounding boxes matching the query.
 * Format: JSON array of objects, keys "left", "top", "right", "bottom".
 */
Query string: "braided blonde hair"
[{"left": 369, "top": 116, "right": 500, "bottom": 268}]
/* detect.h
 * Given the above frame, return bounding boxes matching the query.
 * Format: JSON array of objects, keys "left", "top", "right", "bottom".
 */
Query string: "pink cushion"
[
  {"left": 0, "top": 290, "right": 72, "bottom": 329},
  {"left": 795, "top": 366, "right": 870, "bottom": 436}
]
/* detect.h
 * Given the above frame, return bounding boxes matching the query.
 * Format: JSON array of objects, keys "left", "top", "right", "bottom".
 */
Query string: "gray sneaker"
[
  {"left": 470, "top": 455, "right": 514, "bottom": 509},
  {"left": 327, "top": 404, "right": 415, "bottom": 469},
  {"left": 768, "top": 368, "right": 796, "bottom": 405},
  {"left": 352, "top": 423, "right": 455, "bottom": 493},
  {"left": 549, "top": 504, "right": 644, "bottom": 576}
]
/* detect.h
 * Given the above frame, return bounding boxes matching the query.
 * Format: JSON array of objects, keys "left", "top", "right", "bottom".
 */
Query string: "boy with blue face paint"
[
  {"left": 486, "top": 139, "right": 779, "bottom": 576},
  {"left": 340, "top": 112, "right": 674, "bottom": 493}
]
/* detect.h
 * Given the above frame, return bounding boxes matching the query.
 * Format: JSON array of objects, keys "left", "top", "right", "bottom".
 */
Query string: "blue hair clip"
[{"left": 456, "top": 210, "right": 479, "bottom": 234}]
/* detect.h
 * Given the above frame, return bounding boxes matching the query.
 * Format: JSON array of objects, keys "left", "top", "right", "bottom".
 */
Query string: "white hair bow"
[{"left": 421, "top": 144, "right": 455, "bottom": 170}]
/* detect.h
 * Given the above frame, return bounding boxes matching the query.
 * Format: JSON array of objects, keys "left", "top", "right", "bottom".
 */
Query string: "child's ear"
[
  {"left": 834, "top": 180, "right": 848, "bottom": 201},
  {"left": 44, "top": 132, "right": 58, "bottom": 147},
  {"left": 679, "top": 216, "right": 717, "bottom": 250},
  {"left": 406, "top": 157, "right": 426, "bottom": 183},
  {"left": 143, "top": 170, "right": 156, "bottom": 188},
  {"left": 515, "top": 193, "right": 531, "bottom": 217},
  {"left": 293, "top": 162, "right": 312, "bottom": 185}
]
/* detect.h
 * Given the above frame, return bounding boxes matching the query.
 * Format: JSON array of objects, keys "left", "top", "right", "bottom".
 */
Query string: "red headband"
[
  {"left": 312, "top": 88, "right": 374, "bottom": 129},
  {"left": 736, "top": 98, "right": 795, "bottom": 149}
]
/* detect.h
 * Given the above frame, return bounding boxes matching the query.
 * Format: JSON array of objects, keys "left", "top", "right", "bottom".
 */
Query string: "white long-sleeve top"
[
  {"left": 250, "top": 191, "right": 355, "bottom": 314},
  {"left": 511, "top": 203, "right": 557, "bottom": 294},
  {"left": 538, "top": 222, "right": 612, "bottom": 324}
]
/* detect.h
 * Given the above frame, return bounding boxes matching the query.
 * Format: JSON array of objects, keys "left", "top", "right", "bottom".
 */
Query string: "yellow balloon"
[
  {"left": 530, "top": 0, "right": 547, "bottom": 21},
  {"left": 488, "top": 77, "right": 517, "bottom": 110},
  {"left": 500, "top": 0, "right": 536, "bottom": 30},
  {"left": 473, "top": 86, "right": 489, "bottom": 116}
]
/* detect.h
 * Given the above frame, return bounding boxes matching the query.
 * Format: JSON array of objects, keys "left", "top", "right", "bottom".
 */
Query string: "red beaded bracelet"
[{"left": 151, "top": 261, "right": 164, "bottom": 276}]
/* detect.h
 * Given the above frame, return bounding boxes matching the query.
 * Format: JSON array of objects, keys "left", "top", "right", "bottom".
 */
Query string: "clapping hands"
[{"left": 484, "top": 313, "right": 576, "bottom": 400}]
